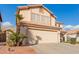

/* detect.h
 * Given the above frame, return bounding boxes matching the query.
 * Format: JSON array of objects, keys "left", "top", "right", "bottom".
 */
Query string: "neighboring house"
[
  {"left": 6, "top": 28, "right": 15, "bottom": 45},
  {"left": 64, "top": 30, "right": 79, "bottom": 42},
  {"left": 0, "top": 13, "right": 2, "bottom": 31},
  {"left": 0, "top": 13, "right": 6, "bottom": 42},
  {"left": 55, "top": 21, "right": 63, "bottom": 28},
  {"left": 16, "top": 5, "right": 63, "bottom": 44}
]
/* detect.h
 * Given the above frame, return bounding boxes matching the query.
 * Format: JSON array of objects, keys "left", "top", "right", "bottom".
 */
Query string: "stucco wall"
[
  {"left": 31, "top": 8, "right": 50, "bottom": 16},
  {"left": 76, "top": 34, "right": 79, "bottom": 42},
  {"left": 64, "top": 34, "right": 79, "bottom": 42},
  {"left": 41, "top": 8, "right": 50, "bottom": 16},
  {"left": 60, "top": 24, "right": 63, "bottom": 28},
  {"left": 31, "top": 8, "right": 40, "bottom": 14},
  {"left": 77, "top": 37, "right": 79, "bottom": 42},
  {"left": 68, "top": 34, "right": 77, "bottom": 38},
  {"left": 51, "top": 16, "right": 55, "bottom": 26},
  {"left": 19, "top": 7, "right": 56, "bottom": 27},
  {"left": 64, "top": 34, "right": 68, "bottom": 42},
  {"left": 27, "top": 29, "right": 60, "bottom": 43},
  {"left": 19, "top": 9, "right": 31, "bottom": 22}
]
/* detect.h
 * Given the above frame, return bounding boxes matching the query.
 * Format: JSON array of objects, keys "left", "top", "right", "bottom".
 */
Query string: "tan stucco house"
[
  {"left": 64, "top": 30, "right": 79, "bottom": 42},
  {"left": 0, "top": 13, "right": 6, "bottom": 42},
  {"left": 16, "top": 5, "right": 63, "bottom": 45}
]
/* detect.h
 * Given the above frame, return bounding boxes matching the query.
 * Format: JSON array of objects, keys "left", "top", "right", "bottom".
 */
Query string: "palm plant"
[
  {"left": 16, "top": 14, "right": 23, "bottom": 21},
  {"left": 7, "top": 30, "right": 27, "bottom": 46},
  {"left": 16, "top": 14, "right": 24, "bottom": 34}
]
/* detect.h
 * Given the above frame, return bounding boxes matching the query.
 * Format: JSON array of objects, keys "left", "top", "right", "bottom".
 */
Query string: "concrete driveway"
[{"left": 32, "top": 43, "right": 79, "bottom": 54}]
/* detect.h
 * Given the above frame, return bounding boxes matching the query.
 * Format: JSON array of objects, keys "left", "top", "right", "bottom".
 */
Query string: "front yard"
[
  {"left": 0, "top": 46, "right": 36, "bottom": 54},
  {"left": 1, "top": 43, "right": 79, "bottom": 54}
]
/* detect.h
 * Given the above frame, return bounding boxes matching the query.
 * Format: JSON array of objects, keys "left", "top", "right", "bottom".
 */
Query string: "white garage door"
[{"left": 28, "top": 29, "right": 60, "bottom": 43}]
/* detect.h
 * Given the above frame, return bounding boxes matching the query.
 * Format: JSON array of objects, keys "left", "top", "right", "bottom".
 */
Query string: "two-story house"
[{"left": 16, "top": 5, "right": 63, "bottom": 45}]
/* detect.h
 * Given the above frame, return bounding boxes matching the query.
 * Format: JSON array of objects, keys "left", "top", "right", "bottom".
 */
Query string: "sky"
[{"left": 0, "top": 4, "right": 79, "bottom": 30}]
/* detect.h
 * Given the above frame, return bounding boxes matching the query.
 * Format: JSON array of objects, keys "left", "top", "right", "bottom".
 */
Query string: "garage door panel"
[{"left": 28, "top": 29, "right": 60, "bottom": 43}]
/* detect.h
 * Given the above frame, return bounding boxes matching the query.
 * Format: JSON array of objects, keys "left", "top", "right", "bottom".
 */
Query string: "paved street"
[{"left": 32, "top": 43, "right": 79, "bottom": 54}]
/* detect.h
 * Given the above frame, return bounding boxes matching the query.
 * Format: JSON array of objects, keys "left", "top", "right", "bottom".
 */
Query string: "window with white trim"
[
  {"left": 31, "top": 14, "right": 40, "bottom": 23},
  {"left": 41, "top": 15, "right": 50, "bottom": 25},
  {"left": 31, "top": 13, "right": 50, "bottom": 25}
]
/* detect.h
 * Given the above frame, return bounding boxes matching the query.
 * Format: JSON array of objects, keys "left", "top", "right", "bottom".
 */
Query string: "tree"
[
  {"left": 16, "top": 14, "right": 23, "bottom": 21},
  {"left": 7, "top": 30, "right": 27, "bottom": 46},
  {"left": 16, "top": 14, "right": 24, "bottom": 34}
]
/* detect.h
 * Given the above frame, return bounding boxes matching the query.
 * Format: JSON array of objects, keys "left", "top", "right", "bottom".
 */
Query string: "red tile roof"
[{"left": 66, "top": 30, "right": 79, "bottom": 34}]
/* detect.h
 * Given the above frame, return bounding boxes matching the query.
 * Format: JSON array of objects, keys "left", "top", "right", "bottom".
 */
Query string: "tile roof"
[{"left": 66, "top": 30, "right": 79, "bottom": 34}]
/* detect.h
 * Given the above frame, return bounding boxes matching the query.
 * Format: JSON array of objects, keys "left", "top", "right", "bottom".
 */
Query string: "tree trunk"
[{"left": 17, "top": 42, "right": 20, "bottom": 46}]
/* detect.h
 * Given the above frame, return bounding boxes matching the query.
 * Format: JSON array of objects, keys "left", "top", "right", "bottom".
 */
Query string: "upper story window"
[
  {"left": 41, "top": 15, "right": 50, "bottom": 25},
  {"left": 31, "top": 13, "right": 40, "bottom": 23},
  {"left": 55, "top": 23, "right": 61, "bottom": 27},
  {"left": 31, "top": 13, "right": 50, "bottom": 25}
]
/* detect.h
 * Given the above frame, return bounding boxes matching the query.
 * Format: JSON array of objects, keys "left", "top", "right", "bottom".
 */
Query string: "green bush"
[
  {"left": 70, "top": 38, "right": 76, "bottom": 44},
  {"left": 65, "top": 38, "right": 71, "bottom": 43},
  {"left": 76, "top": 42, "right": 79, "bottom": 44},
  {"left": 7, "top": 30, "right": 28, "bottom": 47}
]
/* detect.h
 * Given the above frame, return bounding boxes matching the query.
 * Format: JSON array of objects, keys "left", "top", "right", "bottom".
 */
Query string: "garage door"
[{"left": 28, "top": 29, "right": 60, "bottom": 43}]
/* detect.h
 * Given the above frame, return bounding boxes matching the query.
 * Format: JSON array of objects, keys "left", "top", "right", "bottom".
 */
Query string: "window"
[
  {"left": 35, "top": 14, "right": 40, "bottom": 23},
  {"left": 58, "top": 24, "right": 60, "bottom": 27},
  {"left": 31, "top": 14, "right": 40, "bottom": 24},
  {"left": 41, "top": 15, "right": 50, "bottom": 25},
  {"left": 31, "top": 13, "right": 50, "bottom": 25},
  {"left": 31, "top": 13, "right": 36, "bottom": 22}
]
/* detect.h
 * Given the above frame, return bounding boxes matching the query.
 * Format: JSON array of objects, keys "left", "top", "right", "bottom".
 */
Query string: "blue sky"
[
  {"left": 0, "top": 4, "right": 79, "bottom": 30},
  {"left": 45, "top": 4, "right": 79, "bottom": 25},
  {"left": 0, "top": 4, "right": 26, "bottom": 27}
]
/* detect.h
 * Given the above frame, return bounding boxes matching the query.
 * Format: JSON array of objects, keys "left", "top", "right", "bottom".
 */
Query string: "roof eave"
[{"left": 42, "top": 5, "right": 56, "bottom": 18}]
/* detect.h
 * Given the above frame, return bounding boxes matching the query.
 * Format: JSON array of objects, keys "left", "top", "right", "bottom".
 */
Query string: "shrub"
[
  {"left": 70, "top": 38, "right": 76, "bottom": 44},
  {"left": 65, "top": 38, "right": 71, "bottom": 43},
  {"left": 7, "top": 30, "right": 28, "bottom": 47}
]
